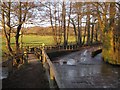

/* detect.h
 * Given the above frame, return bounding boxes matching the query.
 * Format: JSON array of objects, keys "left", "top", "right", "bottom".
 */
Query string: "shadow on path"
[{"left": 2, "top": 54, "right": 49, "bottom": 88}]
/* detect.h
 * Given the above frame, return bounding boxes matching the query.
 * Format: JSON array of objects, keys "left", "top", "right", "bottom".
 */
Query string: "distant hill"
[
  {"left": 24, "top": 26, "right": 53, "bottom": 35},
  {"left": 0, "top": 26, "right": 81, "bottom": 36},
  {"left": 23, "top": 26, "right": 75, "bottom": 36}
]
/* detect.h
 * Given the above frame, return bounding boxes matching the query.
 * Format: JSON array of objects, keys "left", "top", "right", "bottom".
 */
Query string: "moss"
[
  {"left": 102, "top": 34, "right": 111, "bottom": 50},
  {"left": 103, "top": 57, "right": 120, "bottom": 65}
]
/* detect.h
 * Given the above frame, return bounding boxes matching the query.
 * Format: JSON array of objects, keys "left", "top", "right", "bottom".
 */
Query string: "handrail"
[
  {"left": 23, "top": 42, "right": 102, "bottom": 52},
  {"left": 23, "top": 44, "right": 80, "bottom": 53},
  {"left": 2, "top": 52, "right": 27, "bottom": 73},
  {"left": 42, "top": 49, "right": 65, "bottom": 88}
]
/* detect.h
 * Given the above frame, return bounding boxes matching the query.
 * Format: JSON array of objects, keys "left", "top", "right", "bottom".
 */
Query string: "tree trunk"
[
  {"left": 77, "top": 14, "right": 82, "bottom": 46},
  {"left": 71, "top": 19, "right": 77, "bottom": 43},
  {"left": 95, "top": 22, "right": 99, "bottom": 42},
  {"left": 86, "top": 14, "right": 90, "bottom": 45},
  {"left": 1, "top": 2, "right": 13, "bottom": 56},
  {"left": 82, "top": 24, "right": 87, "bottom": 45},
  {"left": 62, "top": 2, "right": 67, "bottom": 46},
  {"left": 58, "top": 3, "right": 62, "bottom": 45},
  {"left": 67, "top": 2, "right": 72, "bottom": 42},
  {"left": 16, "top": 24, "right": 22, "bottom": 53},
  {"left": 91, "top": 23, "right": 94, "bottom": 44},
  {"left": 49, "top": 3, "right": 57, "bottom": 45}
]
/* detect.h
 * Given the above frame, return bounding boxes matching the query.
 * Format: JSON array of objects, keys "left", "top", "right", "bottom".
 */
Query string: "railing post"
[
  {"left": 41, "top": 43, "right": 46, "bottom": 63},
  {"left": 43, "top": 53, "right": 46, "bottom": 64},
  {"left": 65, "top": 46, "right": 67, "bottom": 50},
  {"left": 72, "top": 45, "right": 74, "bottom": 50},
  {"left": 75, "top": 45, "right": 77, "bottom": 49},
  {"left": 69, "top": 45, "right": 70, "bottom": 50},
  {"left": 23, "top": 49, "right": 28, "bottom": 64},
  {"left": 42, "top": 49, "right": 46, "bottom": 64},
  {"left": 50, "top": 46, "right": 51, "bottom": 50},
  {"left": 50, "top": 67, "right": 55, "bottom": 88},
  {"left": 77, "top": 45, "right": 79, "bottom": 49},
  {"left": 39, "top": 50, "right": 42, "bottom": 60}
]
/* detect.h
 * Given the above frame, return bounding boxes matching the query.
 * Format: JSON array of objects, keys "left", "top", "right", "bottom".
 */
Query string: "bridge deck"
[
  {"left": 52, "top": 47, "right": 120, "bottom": 88},
  {"left": 2, "top": 54, "right": 49, "bottom": 88}
]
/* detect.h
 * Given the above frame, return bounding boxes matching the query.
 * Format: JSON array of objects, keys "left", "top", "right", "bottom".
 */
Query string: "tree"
[
  {"left": 75, "top": 2, "right": 82, "bottom": 45},
  {"left": 66, "top": 2, "right": 72, "bottom": 44},
  {"left": 86, "top": 3, "right": 91, "bottom": 45},
  {"left": 62, "top": 1, "right": 67, "bottom": 46},
  {"left": 43, "top": 2, "right": 62, "bottom": 45},
  {"left": 102, "top": 2, "right": 120, "bottom": 64},
  {"left": 1, "top": 2, "right": 13, "bottom": 56},
  {"left": 14, "top": 2, "right": 35, "bottom": 54},
  {"left": 95, "top": 2, "right": 120, "bottom": 65},
  {"left": 1, "top": 1, "right": 36, "bottom": 63}
]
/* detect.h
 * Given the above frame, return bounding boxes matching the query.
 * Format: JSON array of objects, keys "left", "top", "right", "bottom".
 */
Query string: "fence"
[
  {"left": 23, "top": 44, "right": 80, "bottom": 53},
  {"left": 2, "top": 52, "right": 28, "bottom": 74},
  {"left": 22, "top": 42, "right": 102, "bottom": 52},
  {"left": 41, "top": 49, "right": 65, "bottom": 88}
]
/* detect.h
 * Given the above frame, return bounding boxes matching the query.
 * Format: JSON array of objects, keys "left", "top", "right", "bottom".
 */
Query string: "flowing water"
[{"left": 52, "top": 48, "right": 120, "bottom": 88}]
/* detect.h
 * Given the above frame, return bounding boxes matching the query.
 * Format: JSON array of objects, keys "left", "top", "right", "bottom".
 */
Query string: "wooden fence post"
[
  {"left": 65, "top": 46, "right": 67, "bottom": 50},
  {"left": 50, "top": 67, "right": 55, "bottom": 88},
  {"left": 72, "top": 45, "right": 74, "bottom": 50},
  {"left": 23, "top": 50, "right": 28, "bottom": 64},
  {"left": 69, "top": 45, "right": 70, "bottom": 50},
  {"left": 42, "top": 50, "right": 46, "bottom": 64}
]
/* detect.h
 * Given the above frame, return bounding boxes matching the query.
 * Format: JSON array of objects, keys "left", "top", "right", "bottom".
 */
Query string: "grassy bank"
[{"left": 2, "top": 35, "right": 76, "bottom": 52}]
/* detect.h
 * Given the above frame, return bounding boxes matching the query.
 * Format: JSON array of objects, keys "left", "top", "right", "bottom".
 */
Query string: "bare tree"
[
  {"left": 1, "top": 2, "right": 13, "bottom": 56},
  {"left": 14, "top": 2, "right": 35, "bottom": 53},
  {"left": 1, "top": 1, "right": 36, "bottom": 63},
  {"left": 62, "top": 1, "right": 67, "bottom": 46},
  {"left": 86, "top": 3, "right": 91, "bottom": 45}
]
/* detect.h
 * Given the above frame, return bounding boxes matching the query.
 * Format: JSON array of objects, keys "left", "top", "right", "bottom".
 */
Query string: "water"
[
  {"left": 66, "top": 59, "right": 76, "bottom": 65},
  {"left": 53, "top": 48, "right": 120, "bottom": 88}
]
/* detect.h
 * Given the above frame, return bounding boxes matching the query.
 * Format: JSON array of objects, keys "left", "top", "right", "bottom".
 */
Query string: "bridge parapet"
[{"left": 41, "top": 49, "right": 65, "bottom": 88}]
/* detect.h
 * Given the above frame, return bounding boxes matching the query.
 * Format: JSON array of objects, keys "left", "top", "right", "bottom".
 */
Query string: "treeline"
[{"left": 21, "top": 26, "right": 88, "bottom": 36}]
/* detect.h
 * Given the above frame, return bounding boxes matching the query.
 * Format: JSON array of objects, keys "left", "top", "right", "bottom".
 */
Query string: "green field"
[{"left": 2, "top": 35, "right": 76, "bottom": 53}]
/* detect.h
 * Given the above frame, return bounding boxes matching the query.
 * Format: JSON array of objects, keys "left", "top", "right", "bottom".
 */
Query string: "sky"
[
  {"left": 0, "top": 0, "right": 120, "bottom": 29},
  {"left": 1, "top": 0, "right": 119, "bottom": 2}
]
